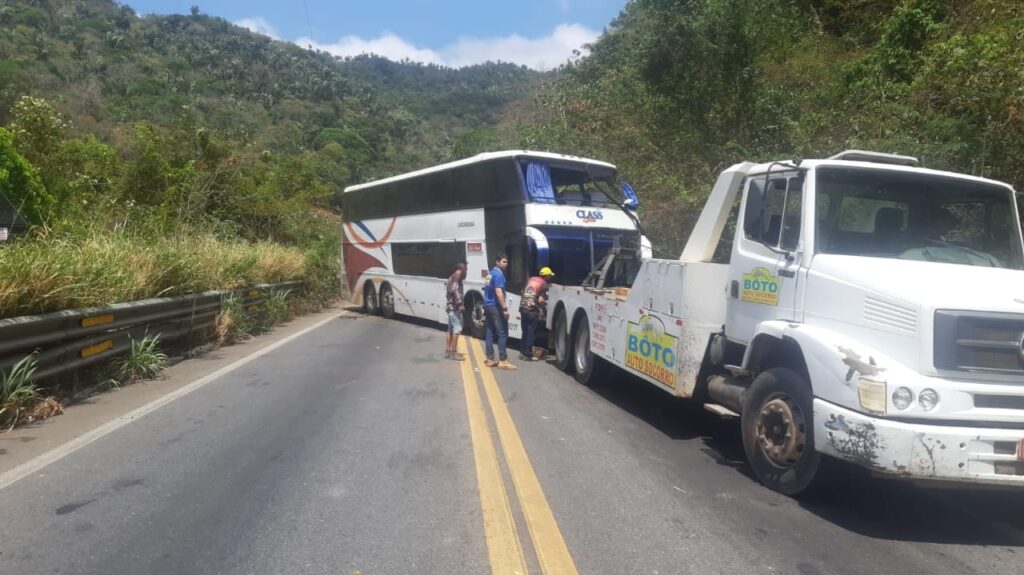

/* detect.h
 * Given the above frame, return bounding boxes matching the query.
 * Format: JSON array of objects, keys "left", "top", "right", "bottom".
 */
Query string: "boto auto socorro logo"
[
  {"left": 625, "top": 315, "right": 678, "bottom": 389},
  {"left": 575, "top": 209, "right": 604, "bottom": 223}
]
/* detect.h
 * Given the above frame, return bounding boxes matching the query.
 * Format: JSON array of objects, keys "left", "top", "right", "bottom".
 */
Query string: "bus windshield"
[
  {"left": 522, "top": 161, "right": 621, "bottom": 207},
  {"left": 815, "top": 167, "right": 1024, "bottom": 269}
]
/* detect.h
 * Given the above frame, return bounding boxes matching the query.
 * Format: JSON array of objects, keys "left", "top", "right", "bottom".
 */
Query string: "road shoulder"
[{"left": 0, "top": 304, "right": 351, "bottom": 476}]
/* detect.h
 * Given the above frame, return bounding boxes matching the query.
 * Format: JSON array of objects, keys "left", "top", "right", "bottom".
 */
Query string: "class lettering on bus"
[{"left": 341, "top": 151, "right": 640, "bottom": 337}]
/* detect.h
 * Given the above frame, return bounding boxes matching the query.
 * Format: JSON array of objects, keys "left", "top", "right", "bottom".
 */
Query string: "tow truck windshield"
[{"left": 815, "top": 166, "right": 1024, "bottom": 269}]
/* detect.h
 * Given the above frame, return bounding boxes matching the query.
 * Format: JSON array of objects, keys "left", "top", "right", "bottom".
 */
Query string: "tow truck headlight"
[
  {"left": 919, "top": 388, "right": 939, "bottom": 411},
  {"left": 857, "top": 376, "right": 887, "bottom": 415},
  {"left": 892, "top": 387, "right": 914, "bottom": 410}
]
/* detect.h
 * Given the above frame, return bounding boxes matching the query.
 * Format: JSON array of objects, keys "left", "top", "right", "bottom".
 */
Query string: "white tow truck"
[{"left": 546, "top": 150, "right": 1024, "bottom": 494}]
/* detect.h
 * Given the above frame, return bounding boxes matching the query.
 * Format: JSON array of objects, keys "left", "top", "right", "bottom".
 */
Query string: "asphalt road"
[{"left": 2, "top": 311, "right": 1023, "bottom": 574}]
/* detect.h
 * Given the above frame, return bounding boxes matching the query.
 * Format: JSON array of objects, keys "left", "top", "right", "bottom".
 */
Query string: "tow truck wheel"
[
  {"left": 741, "top": 368, "right": 822, "bottom": 496},
  {"left": 572, "top": 317, "right": 606, "bottom": 385},
  {"left": 380, "top": 283, "right": 396, "bottom": 319},
  {"left": 362, "top": 281, "right": 379, "bottom": 315},
  {"left": 553, "top": 309, "right": 573, "bottom": 372}
]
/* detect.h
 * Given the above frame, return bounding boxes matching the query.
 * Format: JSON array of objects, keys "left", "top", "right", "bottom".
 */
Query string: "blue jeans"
[
  {"left": 484, "top": 305, "right": 508, "bottom": 361},
  {"left": 520, "top": 307, "right": 540, "bottom": 357}
]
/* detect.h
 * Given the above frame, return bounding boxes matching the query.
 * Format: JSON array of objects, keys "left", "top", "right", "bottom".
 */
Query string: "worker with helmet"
[{"left": 518, "top": 266, "right": 555, "bottom": 361}]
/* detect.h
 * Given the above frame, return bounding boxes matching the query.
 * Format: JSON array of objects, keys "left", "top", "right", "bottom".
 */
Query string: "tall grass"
[
  {"left": 0, "top": 355, "right": 40, "bottom": 430},
  {"left": 0, "top": 229, "right": 310, "bottom": 318},
  {"left": 116, "top": 334, "right": 169, "bottom": 383}
]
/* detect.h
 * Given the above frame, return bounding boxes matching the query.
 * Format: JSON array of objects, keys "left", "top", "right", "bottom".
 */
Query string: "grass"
[
  {"left": 262, "top": 288, "right": 293, "bottom": 327},
  {"left": 0, "top": 229, "right": 309, "bottom": 319},
  {"left": 0, "top": 355, "right": 40, "bottom": 430},
  {"left": 116, "top": 334, "right": 169, "bottom": 383},
  {"left": 216, "top": 293, "right": 253, "bottom": 345}
]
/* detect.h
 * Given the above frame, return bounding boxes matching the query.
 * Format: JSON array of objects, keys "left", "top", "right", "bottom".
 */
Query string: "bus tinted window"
[
  {"left": 392, "top": 242, "right": 467, "bottom": 279},
  {"left": 345, "top": 159, "right": 522, "bottom": 220}
]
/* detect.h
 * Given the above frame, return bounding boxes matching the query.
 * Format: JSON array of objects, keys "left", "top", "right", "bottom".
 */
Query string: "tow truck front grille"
[{"left": 934, "top": 310, "right": 1024, "bottom": 374}]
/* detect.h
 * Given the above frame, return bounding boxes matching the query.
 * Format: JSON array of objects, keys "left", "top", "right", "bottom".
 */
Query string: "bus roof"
[{"left": 343, "top": 150, "right": 617, "bottom": 193}]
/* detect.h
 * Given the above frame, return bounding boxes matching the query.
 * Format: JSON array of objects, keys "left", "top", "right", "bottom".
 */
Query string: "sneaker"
[
  {"left": 450, "top": 352, "right": 466, "bottom": 361},
  {"left": 497, "top": 360, "right": 518, "bottom": 370},
  {"left": 484, "top": 359, "right": 499, "bottom": 367},
  {"left": 444, "top": 350, "right": 452, "bottom": 359}
]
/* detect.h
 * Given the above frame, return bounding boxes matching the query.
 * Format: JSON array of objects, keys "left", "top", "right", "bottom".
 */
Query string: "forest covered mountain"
[
  {"left": 0, "top": 0, "right": 539, "bottom": 316},
  {"left": 489, "top": 0, "right": 1024, "bottom": 252},
  {"left": 1, "top": 0, "right": 1023, "bottom": 315}
]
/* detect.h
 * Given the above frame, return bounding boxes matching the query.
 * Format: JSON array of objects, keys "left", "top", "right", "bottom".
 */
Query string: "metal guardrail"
[{"left": 0, "top": 281, "right": 303, "bottom": 382}]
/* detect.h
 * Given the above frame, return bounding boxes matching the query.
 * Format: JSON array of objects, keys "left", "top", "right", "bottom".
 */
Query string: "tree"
[
  {"left": 8, "top": 96, "right": 69, "bottom": 166},
  {"left": 190, "top": 5, "right": 200, "bottom": 17},
  {"left": 0, "top": 128, "right": 52, "bottom": 225}
]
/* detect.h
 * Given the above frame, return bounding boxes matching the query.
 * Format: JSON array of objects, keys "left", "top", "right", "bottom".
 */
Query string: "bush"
[
  {"left": 116, "top": 334, "right": 168, "bottom": 383},
  {"left": 0, "top": 354, "right": 39, "bottom": 429},
  {"left": 0, "top": 228, "right": 309, "bottom": 318}
]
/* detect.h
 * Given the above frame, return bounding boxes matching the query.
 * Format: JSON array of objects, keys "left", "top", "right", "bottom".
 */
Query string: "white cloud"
[
  {"left": 300, "top": 24, "right": 599, "bottom": 70},
  {"left": 297, "top": 33, "right": 444, "bottom": 66},
  {"left": 442, "top": 24, "right": 597, "bottom": 69},
  {"left": 234, "top": 17, "right": 279, "bottom": 40}
]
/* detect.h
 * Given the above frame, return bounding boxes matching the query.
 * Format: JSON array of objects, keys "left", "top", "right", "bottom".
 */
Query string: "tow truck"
[{"left": 547, "top": 150, "right": 1024, "bottom": 494}]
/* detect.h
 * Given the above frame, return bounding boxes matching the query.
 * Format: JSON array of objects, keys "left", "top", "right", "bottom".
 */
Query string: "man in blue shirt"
[{"left": 483, "top": 254, "right": 516, "bottom": 369}]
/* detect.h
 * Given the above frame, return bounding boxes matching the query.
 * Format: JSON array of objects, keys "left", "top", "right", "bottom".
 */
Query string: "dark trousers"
[
  {"left": 520, "top": 307, "right": 540, "bottom": 357},
  {"left": 484, "top": 305, "right": 508, "bottom": 360}
]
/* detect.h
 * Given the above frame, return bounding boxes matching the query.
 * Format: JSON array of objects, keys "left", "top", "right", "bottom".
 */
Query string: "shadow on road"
[
  {"left": 578, "top": 366, "right": 1024, "bottom": 547},
  {"left": 349, "top": 311, "right": 1024, "bottom": 547},
  {"left": 797, "top": 470, "right": 1024, "bottom": 546}
]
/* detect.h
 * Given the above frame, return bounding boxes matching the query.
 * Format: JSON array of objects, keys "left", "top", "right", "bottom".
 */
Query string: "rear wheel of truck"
[
  {"left": 362, "top": 281, "right": 379, "bottom": 315},
  {"left": 553, "top": 309, "right": 572, "bottom": 372},
  {"left": 572, "top": 316, "right": 605, "bottom": 385},
  {"left": 741, "top": 367, "right": 822, "bottom": 496},
  {"left": 380, "top": 283, "right": 396, "bottom": 319}
]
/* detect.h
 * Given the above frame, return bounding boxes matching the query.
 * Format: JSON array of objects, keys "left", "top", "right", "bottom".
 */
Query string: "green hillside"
[
  {"left": 0, "top": 0, "right": 535, "bottom": 317},
  {"left": 505, "top": 0, "right": 1024, "bottom": 253}
]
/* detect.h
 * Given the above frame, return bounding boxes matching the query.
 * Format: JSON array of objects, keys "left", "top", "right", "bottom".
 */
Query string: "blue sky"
[{"left": 125, "top": 1, "right": 627, "bottom": 69}]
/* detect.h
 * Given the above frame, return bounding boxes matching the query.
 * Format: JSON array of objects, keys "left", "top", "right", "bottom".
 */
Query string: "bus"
[{"left": 342, "top": 150, "right": 649, "bottom": 338}]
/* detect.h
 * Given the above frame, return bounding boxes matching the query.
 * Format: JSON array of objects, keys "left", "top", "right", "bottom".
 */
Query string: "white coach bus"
[{"left": 342, "top": 150, "right": 650, "bottom": 338}]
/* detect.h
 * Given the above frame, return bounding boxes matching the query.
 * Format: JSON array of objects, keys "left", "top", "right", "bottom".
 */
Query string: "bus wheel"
[
  {"left": 362, "top": 281, "right": 379, "bottom": 315},
  {"left": 380, "top": 283, "right": 396, "bottom": 319},
  {"left": 741, "top": 368, "right": 822, "bottom": 496},
  {"left": 553, "top": 309, "right": 573, "bottom": 373},
  {"left": 465, "top": 294, "right": 486, "bottom": 339}
]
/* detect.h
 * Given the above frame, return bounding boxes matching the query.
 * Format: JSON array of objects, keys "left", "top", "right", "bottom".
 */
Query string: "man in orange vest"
[{"left": 518, "top": 267, "right": 555, "bottom": 361}]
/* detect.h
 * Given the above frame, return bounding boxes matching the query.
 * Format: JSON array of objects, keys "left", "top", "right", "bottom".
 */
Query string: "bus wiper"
[{"left": 584, "top": 163, "right": 646, "bottom": 237}]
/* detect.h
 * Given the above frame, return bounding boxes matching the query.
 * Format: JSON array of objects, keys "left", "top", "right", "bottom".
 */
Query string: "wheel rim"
[
  {"left": 574, "top": 322, "right": 590, "bottom": 373},
  {"left": 382, "top": 286, "right": 394, "bottom": 312},
  {"left": 472, "top": 299, "right": 485, "bottom": 332},
  {"left": 755, "top": 394, "right": 807, "bottom": 468}
]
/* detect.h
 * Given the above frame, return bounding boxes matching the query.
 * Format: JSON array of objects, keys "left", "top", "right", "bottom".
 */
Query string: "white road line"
[{"left": 0, "top": 312, "right": 342, "bottom": 491}]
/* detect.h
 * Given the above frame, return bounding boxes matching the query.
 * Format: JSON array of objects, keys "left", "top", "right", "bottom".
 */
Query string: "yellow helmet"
[{"left": 539, "top": 266, "right": 555, "bottom": 277}]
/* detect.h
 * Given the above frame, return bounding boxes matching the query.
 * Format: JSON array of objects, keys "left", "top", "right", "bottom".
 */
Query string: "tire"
[
  {"left": 741, "top": 367, "right": 822, "bottom": 496},
  {"left": 380, "top": 283, "right": 396, "bottom": 319},
  {"left": 553, "top": 308, "right": 572, "bottom": 372},
  {"left": 464, "top": 293, "right": 486, "bottom": 339},
  {"left": 572, "top": 315, "right": 606, "bottom": 385},
  {"left": 362, "top": 281, "right": 379, "bottom": 315}
]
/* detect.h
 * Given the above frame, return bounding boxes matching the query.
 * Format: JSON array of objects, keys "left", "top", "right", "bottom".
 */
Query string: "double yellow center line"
[{"left": 458, "top": 338, "right": 578, "bottom": 575}]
